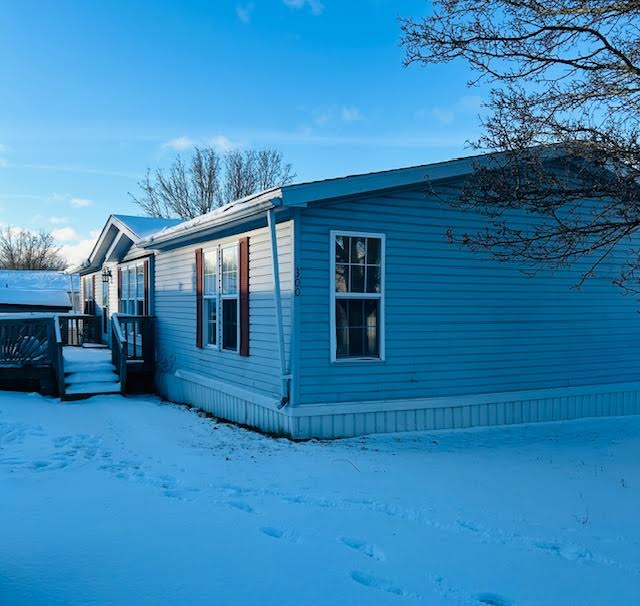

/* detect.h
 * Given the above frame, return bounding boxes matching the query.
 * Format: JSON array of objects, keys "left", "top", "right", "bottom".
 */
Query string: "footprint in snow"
[
  {"left": 259, "top": 527, "right": 301, "bottom": 543},
  {"left": 350, "top": 571, "right": 419, "bottom": 599},
  {"left": 475, "top": 593, "right": 513, "bottom": 606},
  {"left": 340, "top": 537, "right": 386, "bottom": 562},
  {"left": 228, "top": 500, "right": 256, "bottom": 514}
]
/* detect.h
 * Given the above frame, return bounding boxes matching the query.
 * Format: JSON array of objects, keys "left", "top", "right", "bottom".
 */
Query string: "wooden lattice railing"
[
  {"left": 0, "top": 316, "right": 52, "bottom": 366},
  {"left": 0, "top": 314, "right": 64, "bottom": 396}
]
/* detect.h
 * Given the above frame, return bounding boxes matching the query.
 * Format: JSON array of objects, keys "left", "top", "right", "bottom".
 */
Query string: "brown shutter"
[
  {"left": 239, "top": 237, "right": 249, "bottom": 357},
  {"left": 143, "top": 259, "right": 150, "bottom": 315},
  {"left": 195, "top": 248, "right": 203, "bottom": 348},
  {"left": 117, "top": 268, "right": 122, "bottom": 313}
]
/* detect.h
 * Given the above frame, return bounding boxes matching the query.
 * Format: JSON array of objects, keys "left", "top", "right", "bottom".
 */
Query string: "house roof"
[
  {"left": 111, "top": 215, "right": 182, "bottom": 239},
  {"left": 139, "top": 153, "right": 491, "bottom": 249},
  {"left": 84, "top": 148, "right": 558, "bottom": 256},
  {"left": 0, "top": 270, "right": 76, "bottom": 309},
  {"left": 69, "top": 214, "right": 181, "bottom": 274}
]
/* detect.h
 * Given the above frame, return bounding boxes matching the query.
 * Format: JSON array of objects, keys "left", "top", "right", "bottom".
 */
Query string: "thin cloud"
[
  {"left": 1, "top": 162, "right": 139, "bottom": 179},
  {"left": 236, "top": 2, "right": 255, "bottom": 23},
  {"left": 162, "top": 134, "right": 238, "bottom": 153},
  {"left": 417, "top": 95, "right": 485, "bottom": 126},
  {"left": 248, "top": 129, "right": 471, "bottom": 148},
  {"left": 283, "top": 0, "right": 324, "bottom": 15},
  {"left": 341, "top": 106, "right": 364, "bottom": 123},
  {"left": 311, "top": 105, "right": 365, "bottom": 126},
  {"left": 69, "top": 197, "right": 93, "bottom": 208},
  {"left": 207, "top": 135, "right": 237, "bottom": 152},
  {"left": 163, "top": 136, "right": 197, "bottom": 151}
]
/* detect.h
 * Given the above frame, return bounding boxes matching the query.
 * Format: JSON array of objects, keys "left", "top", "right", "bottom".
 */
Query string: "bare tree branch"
[
  {"left": 0, "top": 227, "right": 66, "bottom": 270},
  {"left": 130, "top": 147, "right": 295, "bottom": 220},
  {"left": 401, "top": 1, "right": 640, "bottom": 291}
]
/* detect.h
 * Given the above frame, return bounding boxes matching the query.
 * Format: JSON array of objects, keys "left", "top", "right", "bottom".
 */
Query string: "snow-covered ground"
[{"left": 0, "top": 392, "right": 638, "bottom": 606}]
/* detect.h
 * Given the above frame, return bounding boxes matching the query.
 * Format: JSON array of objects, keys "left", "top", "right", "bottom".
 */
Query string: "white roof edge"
[
  {"left": 137, "top": 156, "right": 486, "bottom": 249},
  {"left": 93, "top": 149, "right": 560, "bottom": 256},
  {"left": 139, "top": 188, "right": 283, "bottom": 248}
]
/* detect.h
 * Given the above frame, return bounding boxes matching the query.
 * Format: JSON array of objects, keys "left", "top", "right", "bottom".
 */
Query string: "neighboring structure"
[
  {"left": 0, "top": 270, "right": 78, "bottom": 313},
  {"left": 73, "top": 155, "right": 640, "bottom": 438}
]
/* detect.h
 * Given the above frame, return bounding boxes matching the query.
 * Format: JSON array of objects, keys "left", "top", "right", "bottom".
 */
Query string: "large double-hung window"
[
  {"left": 201, "top": 244, "right": 240, "bottom": 352},
  {"left": 331, "top": 231, "right": 385, "bottom": 361}
]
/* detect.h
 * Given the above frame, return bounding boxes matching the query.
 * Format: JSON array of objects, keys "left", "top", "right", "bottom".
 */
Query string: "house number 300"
[{"left": 294, "top": 267, "right": 301, "bottom": 296}]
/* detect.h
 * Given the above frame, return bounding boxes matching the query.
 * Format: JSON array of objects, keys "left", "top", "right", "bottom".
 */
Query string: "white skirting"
[
  {"left": 156, "top": 371, "right": 293, "bottom": 436},
  {"left": 156, "top": 371, "right": 640, "bottom": 439}
]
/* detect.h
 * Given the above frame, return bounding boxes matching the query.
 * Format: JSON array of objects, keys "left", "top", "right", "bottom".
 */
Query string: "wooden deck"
[{"left": 0, "top": 313, "right": 155, "bottom": 398}]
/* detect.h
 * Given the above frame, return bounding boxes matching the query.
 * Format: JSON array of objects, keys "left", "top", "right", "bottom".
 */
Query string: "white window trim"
[
  {"left": 220, "top": 242, "right": 240, "bottom": 353},
  {"left": 202, "top": 248, "right": 218, "bottom": 349},
  {"left": 120, "top": 262, "right": 145, "bottom": 315},
  {"left": 329, "top": 230, "right": 386, "bottom": 363},
  {"left": 201, "top": 242, "right": 241, "bottom": 354}
]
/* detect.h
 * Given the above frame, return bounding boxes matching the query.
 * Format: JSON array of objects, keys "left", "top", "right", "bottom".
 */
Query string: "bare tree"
[
  {"left": 401, "top": 2, "right": 640, "bottom": 290},
  {"left": 0, "top": 227, "right": 66, "bottom": 270},
  {"left": 223, "top": 150, "right": 259, "bottom": 203},
  {"left": 131, "top": 147, "right": 294, "bottom": 221},
  {"left": 130, "top": 147, "right": 222, "bottom": 220}
]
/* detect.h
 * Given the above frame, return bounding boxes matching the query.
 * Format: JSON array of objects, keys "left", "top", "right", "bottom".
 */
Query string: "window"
[
  {"left": 331, "top": 232, "right": 384, "bottom": 361},
  {"left": 203, "top": 251, "right": 217, "bottom": 346},
  {"left": 221, "top": 245, "right": 239, "bottom": 351},
  {"left": 83, "top": 276, "right": 96, "bottom": 315},
  {"left": 120, "top": 263, "right": 145, "bottom": 315},
  {"left": 200, "top": 244, "right": 240, "bottom": 352}
]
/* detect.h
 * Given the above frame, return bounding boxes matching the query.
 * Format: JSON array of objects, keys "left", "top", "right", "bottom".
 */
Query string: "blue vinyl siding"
[
  {"left": 297, "top": 188, "right": 640, "bottom": 405},
  {"left": 154, "top": 221, "right": 293, "bottom": 398}
]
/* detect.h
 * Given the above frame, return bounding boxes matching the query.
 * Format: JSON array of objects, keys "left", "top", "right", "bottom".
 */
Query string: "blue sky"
[{"left": 0, "top": 0, "right": 485, "bottom": 264}]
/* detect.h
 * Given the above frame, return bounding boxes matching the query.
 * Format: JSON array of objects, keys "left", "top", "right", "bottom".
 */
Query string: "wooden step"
[
  {"left": 65, "top": 370, "right": 119, "bottom": 385},
  {"left": 65, "top": 361, "right": 117, "bottom": 374},
  {"left": 64, "top": 381, "right": 121, "bottom": 397}
]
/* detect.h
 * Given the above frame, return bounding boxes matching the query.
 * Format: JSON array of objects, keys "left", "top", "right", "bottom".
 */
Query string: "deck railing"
[
  {"left": 111, "top": 314, "right": 155, "bottom": 394},
  {"left": 52, "top": 315, "right": 65, "bottom": 398},
  {"left": 0, "top": 316, "right": 52, "bottom": 366},
  {"left": 0, "top": 314, "right": 62, "bottom": 395},
  {"left": 58, "top": 314, "right": 101, "bottom": 346}
]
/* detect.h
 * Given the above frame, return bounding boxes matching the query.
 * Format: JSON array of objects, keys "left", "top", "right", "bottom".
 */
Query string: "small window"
[{"left": 331, "top": 232, "right": 384, "bottom": 361}]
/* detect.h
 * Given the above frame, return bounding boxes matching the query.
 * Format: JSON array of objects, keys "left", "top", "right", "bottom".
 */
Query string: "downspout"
[{"left": 267, "top": 208, "right": 290, "bottom": 408}]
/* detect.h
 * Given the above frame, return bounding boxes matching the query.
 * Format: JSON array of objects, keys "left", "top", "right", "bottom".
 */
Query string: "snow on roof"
[
  {"left": 139, "top": 155, "right": 483, "bottom": 248},
  {"left": 0, "top": 270, "right": 77, "bottom": 291},
  {"left": 112, "top": 215, "right": 182, "bottom": 239},
  {"left": 0, "top": 270, "right": 76, "bottom": 308},
  {"left": 0, "top": 288, "right": 71, "bottom": 308}
]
